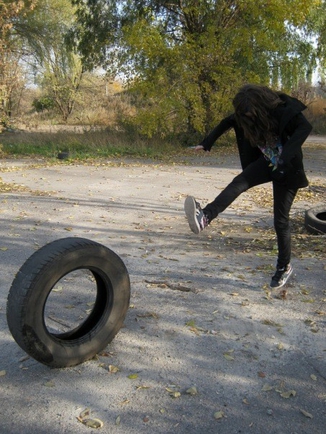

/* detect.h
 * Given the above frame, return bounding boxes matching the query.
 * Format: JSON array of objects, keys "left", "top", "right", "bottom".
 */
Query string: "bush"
[{"left": 32, "top": 96, "right": 55, "bottom": 113}]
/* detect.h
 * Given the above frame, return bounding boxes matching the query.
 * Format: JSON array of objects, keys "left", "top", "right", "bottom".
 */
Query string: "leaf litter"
[
  {"left": 1, "top": 146, "right": 325, "bottom": 432},
  {"left": 262, "top": 381, "right": 297, "bottom": 399}
]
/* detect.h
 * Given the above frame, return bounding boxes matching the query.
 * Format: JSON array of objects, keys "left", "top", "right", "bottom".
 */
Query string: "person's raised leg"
[
  {"left": 185, "top": 156, "right": 271, "bottom": 235},
  {"left": 203, "top": 156, "right": 271, "bottom": 221}
]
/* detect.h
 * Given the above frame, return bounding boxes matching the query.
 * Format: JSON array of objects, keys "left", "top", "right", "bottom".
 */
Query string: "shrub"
[{"left": 32, "top": 96, "right": 55, "bottom": 113}]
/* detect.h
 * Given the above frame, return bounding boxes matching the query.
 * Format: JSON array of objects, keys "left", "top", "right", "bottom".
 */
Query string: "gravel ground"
[{"left": 0, "top": 136, "right": 325, "bottom": 434}]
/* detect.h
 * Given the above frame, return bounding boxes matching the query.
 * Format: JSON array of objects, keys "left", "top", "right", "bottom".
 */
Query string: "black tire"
[
  {"left": 6, "top": 237, "right": 130, "bottom": 368},
  {"left": 304, "top": 205, "right": 326, "bottom": 234}
]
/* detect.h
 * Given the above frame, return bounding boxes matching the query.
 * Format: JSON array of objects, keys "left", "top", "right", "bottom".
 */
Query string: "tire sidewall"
[
  {"left": 7, "top": 239, "right": 130, "bottom": 367},
  {"left": 305, "top": 205, "right": 326, "bottom": 234}
]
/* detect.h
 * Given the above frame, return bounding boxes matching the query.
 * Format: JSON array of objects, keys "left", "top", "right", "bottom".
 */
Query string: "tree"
[
  {"left": 70, "top": 1, "right": 321, "bottom": 138},
  {"left": 305, "top": 1, "right": 326, "bottom": 82},
  {"left": 0, "top": 0, "right": 86, "bottom": 123},
  {"left": 19, "top": 0, "right": 84, "bottom": 122},
  {"left": 0, "top": 0, "right": 37, "bottom": 125},
  {"left": 68, "top": 0, "right": 119, "bottom": 71}
]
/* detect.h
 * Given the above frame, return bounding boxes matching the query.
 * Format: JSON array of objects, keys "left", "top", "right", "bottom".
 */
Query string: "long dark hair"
[{"left": 233, "top": 84, "right": 284, "bottom": 146}]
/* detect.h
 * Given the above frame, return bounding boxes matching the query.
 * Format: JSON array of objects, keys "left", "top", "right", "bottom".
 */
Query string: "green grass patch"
[
  {"left": 0, "top": 130, "right": 181, "bottom": 160},
  {"left": 0, "top": 127, "right": 236, "bottom": 164}
]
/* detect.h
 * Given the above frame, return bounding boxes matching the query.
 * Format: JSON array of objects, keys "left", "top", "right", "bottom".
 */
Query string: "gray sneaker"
[
  {"left": 184, "top": 196, "right": 209, "bottom": 234},
  {"left": 270, "top": 264, "right": 293, "bottom": 289}
]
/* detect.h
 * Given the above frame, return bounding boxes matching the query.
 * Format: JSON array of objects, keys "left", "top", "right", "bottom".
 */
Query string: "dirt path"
[{"left": 0, "top": 137, "right": 325, "bottom": 434}]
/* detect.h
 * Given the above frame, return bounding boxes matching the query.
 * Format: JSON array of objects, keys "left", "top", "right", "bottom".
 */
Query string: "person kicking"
[{"left": 184, "top": 84, "right": 312, "bottom": 289}]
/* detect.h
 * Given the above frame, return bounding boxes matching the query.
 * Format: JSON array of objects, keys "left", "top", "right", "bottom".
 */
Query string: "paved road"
[{"left": 0, "top": 138, "right": 325, "bottom": 433}]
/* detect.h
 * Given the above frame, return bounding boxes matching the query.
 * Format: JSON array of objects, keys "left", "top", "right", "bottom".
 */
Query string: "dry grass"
[{"left": 0, "top": 128, "right": 178, "bottom": 159}]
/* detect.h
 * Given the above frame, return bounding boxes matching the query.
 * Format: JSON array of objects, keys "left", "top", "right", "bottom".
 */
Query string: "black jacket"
[{"left": 198, "top": 94, "right": 312, "bottom": 189}]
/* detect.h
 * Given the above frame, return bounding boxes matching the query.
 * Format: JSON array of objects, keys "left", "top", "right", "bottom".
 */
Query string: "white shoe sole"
[{"left": 184, "top": 196, "right": 200, "bottom": 234}]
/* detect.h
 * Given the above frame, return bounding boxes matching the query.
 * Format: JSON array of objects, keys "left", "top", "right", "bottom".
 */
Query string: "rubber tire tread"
[
  {"left": 6, "top": 237, "right": 130, "bottom": 367},
  {"left": 304, "top": 205, "right": 326, "bottom": 234}
]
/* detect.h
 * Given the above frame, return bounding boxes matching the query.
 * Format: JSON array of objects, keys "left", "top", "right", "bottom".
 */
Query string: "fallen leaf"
[
  {"left": 214, "top": 410, "right": 225, "bottom": 420},
  {"left": 310, "top": 374, "right": 317, "bottom": 381},
  {"left": 186, "top": 386, "right": 198, "bottom": 395},
  {"left": 44, "top": 381, "right": 55, "bottom": 387},
  {"left": 52, "top": 285, "right": 63, "bottom": 292},
  {"left": 77, "top": 408, "right": 104, "bottom": 429},
  {"left": 98, "top": 351, "right": 113, "bottom": 357},
  {"left": 223, "top": 353, "right": 234, "bottom": 361},
  {"left": 189, "top": 326, "right": 200, "bottom": 335},
  {"left": 108, "top": 365, "right": 119, "bottom": 373},
  {"left": 280, "top": 390, "right": 296, "bottom": 398},
  {"left": 137, "top": 312, "right": 159, "bottom": 319},
  {"left": 279, "top": 289, "right": 287, "bottom": 300},
  {"left": 0, "top": 370, "right": 6, "bottom": 376},
  {"left": 258, "top": 371, "right": 266, "bottom": 378},
  {"left": 262, "top": 384, "right": 274, "bottom": 391},
  {"left": 300, "top": 409, "right": 313, "bottom": 419},
  {"left": 79, "top": 408, "right": 90, "bottom": 419},
  {"left": 119, "top": 399, "right": 130, "bottom": 405},
  {"left": 185, "top": 320, "right": 196, "bottom": 327},
  {"left": 304, "top": 319, "right": 315, "bottom": 327},
  {"left": 115, "top": 416, "right": 121, "bottom": 426},
  {"left": 165, "top": 387, "right": 176, "bottom": 393},
  {"left": 170, "top": 391, "right": 181, "bottom": 398},
  {"left": 315, "top": 310, "right": 325, "bottom": 316},
  {"left": 262, "top": 319, "right": 283, "bottom": 327},
  {"left": 127, "top": 373, "right": 138, "bottom": 380},
  {"left": 264, "top": 290, "right": 272, "bottom": 300},
  {"left": 82, "top": 418, "right": 104, "bottom": 428}
]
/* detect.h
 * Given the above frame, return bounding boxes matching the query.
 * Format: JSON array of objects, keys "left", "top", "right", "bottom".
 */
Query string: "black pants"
[{"left": 203, "top": 156, "right": 298, "bottom": 268}]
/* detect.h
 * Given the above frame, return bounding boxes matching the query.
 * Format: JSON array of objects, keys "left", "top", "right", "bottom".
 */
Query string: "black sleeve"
[
  {"left": 280, "top": 113, "right": 312, "bottom": 163},
  {"left": 198, "top": 115, "right": 236, "bottom": 151}
]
